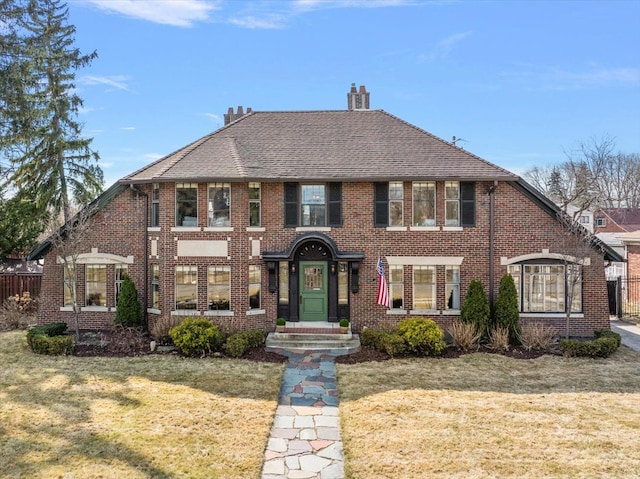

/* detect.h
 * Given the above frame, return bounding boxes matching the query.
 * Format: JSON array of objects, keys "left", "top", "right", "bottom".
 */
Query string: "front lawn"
[
  {"left": 337, "top": 347, "right": 640, "bottom": 479},
  {"left": 0, "top": 331, "right": 285, "bottom": 479}
]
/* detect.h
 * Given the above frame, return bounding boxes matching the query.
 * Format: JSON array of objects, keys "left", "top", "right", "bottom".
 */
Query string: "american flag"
[{"left": 376, "top": 257, "right": 390, "bottom": 308}]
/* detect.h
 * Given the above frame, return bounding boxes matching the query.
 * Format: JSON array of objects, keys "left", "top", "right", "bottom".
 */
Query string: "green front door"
[{"left": 299, "top": 261, "right": 328, "bottom": 321}]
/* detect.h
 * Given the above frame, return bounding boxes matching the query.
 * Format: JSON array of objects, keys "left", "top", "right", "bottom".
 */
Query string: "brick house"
[{"left": 28, "top": 85, "right": 621, "bottom": 337}]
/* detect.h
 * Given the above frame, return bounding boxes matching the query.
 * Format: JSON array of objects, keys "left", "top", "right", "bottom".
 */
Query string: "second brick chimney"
[
  {"left": 347, "top": 83, "right": 370, "bottom": 110},
  {"left": 224, "top": 106, "right": 252, "bottom": 125}
]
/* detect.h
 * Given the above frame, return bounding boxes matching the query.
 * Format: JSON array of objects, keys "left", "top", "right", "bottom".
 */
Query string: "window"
[
  {"left": 176, "top": 183, "right": 198, "bottom": 227},
  {"left": 338, "top": 262, "right": 349, "bottom": 305},
  {"left": 284, "top": 182, "right": 342, "bottom": 227},
  {"left": 249, "top": 182, "right": 261, "bottom": 227},
  {"left": 389, "top": 182, "right": 404, "bottom": 226},
  {"left": 389, "top": 265, "right": 404, "bottom": 309},
  {"left": 508, "top": 263, "right": 582, "bottom": 313},
  {"left": 175, "top": 266, "right": 197, "bottom": 310},
  {"left": 445, "top": 181, "right": 459, "bottom": 226},
  {"left": 579, "top": 215, "right": 589, "bottom": 224},
  {"left": 151, "top": 265, "right": 160, "bottom": 309},
  {"left": 86, "top": 265, "right": 106, "bottom": 306},
  {"left": 301, "top": 185, "right": 326, "bottom": 226},
  {"left": 63, "top": 264, "right": 74, "bottom": 307},
  {"left": 413, "top": 266, "right": 436, "bottom": 310},
  {"left": 596, "top": 217, "right": 606, "bottom": 227},
  {"left": 445, "top": 266, "right": 460, "bottom": 310},
  {"left": 412, "top": 182, "right": 436, "bottom": 226},
  {"left": 115, "top": 264, "right": 128, "bottom": 305},
  {"left": 374, "top": 182, "right": 405, "bottom": 227},
  {"left": 279, "top": 262, "right": 289, "bottom": 305},
  {"left": 249, "top": 265, "right": 261, "bottom": 309},
  {"left": 208, "top": 266, "right": 230, "bottom": 310},
  {"left": 151, "top": 183, "right": 159, "bottom": 227},
  {"left": 208, "top": 183, "right": 230, "bottom": 227}
]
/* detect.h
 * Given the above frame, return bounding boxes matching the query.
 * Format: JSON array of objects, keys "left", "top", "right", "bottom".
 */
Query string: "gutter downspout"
[
  {"left": 489, "top": 181, "right": 498, "bottom": 304},
  {"left": 130, "top": 184, "right": 149, "bottom": 326}
]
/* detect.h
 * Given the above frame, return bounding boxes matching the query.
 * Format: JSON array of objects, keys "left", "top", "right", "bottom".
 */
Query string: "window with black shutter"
[
  {"left": 284, "top": 182, "right": 342, "bottom": 227},
  {"left": 460, "top": 182, "right": 476, "bottom": 227},
  {"left": 328, "top": 182, "right": 342, "bottom": 226},
  {"left": 284, "top": 183, "right": 298, "bottom": 227},
  {"left": 374, "top": 182, "right": 389, "bottom": 227}
]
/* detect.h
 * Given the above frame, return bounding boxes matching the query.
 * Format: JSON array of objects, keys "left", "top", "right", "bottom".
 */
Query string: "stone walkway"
[{"left": 261, "top": 349, "right": 345, "bottom": 479}]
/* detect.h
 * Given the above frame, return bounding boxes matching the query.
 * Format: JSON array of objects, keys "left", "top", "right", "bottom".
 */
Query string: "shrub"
[
  {"left": 224, "top": 329, "right": 265, "bottom": 358},
  {"left": 560, "top": 335, "right": 620, "bottom": 358},
  {"left": 397, "top": 317, "right": 446, "bottom": 356},
  {"left": 487, "top": 325, "right": 510, "bottom": 351},
  {"left": 115, "top": 274, "right": 143, "bottom": 327},
  {"left": 494, "top": 274, "right": 521, "bottom": 343},
  {"left": 1, "top": 293, "right": 38, "bottom": 330},
  {"left": 594, "top": 329, "right": 622, "bottom": 347},
  {"left": 360, "top": 328, "right": 406, "bottom": 357},
  {"left": 447, "top": 320, "right": 481, "bottom": 351},
  {"left": 169, "top": 318, "right": 223, "bottom": 357},
  {"left": 339, "top": 318, "right": 350, "bottom": 327},
  {"left": 26, "top": 322, "right": 73, "bottom": 355},
  {"left": 276, "top": 317, "right": 286, "bottom": 326},
  {"left": 149, "top": 315, "right": 182, "bottom": 343},
  {"left": 518, "top": 322, "right": 559, "bottom": 352},
  {"left": 461, "top": 280, "right": 492, "bottom": 338}
]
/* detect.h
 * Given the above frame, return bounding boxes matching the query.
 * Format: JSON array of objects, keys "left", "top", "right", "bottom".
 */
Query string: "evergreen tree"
[
  {"left": 115, "top": 274, "right": 143, "bottom": 327},
  {"left": 494, "top": 273, "right": 521, "bottom": 343},
  {"left": 460, "top": 279, "right": 492, "bottom": 338},
  {"left": 0, "top": 190, "right": 47, "bottom": 260},
  {"left": 2, "top": 0, "right": 102, "bottom": 224}
]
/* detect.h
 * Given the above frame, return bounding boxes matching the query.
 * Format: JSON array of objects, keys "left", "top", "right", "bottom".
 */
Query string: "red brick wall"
[{"left": 38, "top": 180, "right": 610, "bottom": 337}]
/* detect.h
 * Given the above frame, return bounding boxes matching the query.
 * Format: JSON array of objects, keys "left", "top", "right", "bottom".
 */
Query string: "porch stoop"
[{"left": 265, "top": 321, "right": 361, "bottom": 354}]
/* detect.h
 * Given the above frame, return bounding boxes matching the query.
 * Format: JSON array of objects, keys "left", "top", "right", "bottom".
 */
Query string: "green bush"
[
  {"left": 26, "top": 322, "right": 73, "bottom": 355},
  {"left": 276, "top": 317, "right": 286, "bottom": 326},
  {"left": 169, "top": 318, "right": 223, "bottom": 357},
  {"left": 594, "top": 329, "right": 621, "bottom": 347},
  {"left": 494, "top": 274, "right": 521, "bottom": 343},
  {"left": 339, "top": 318, "right": 350, "bottom": 327},
  {"left": 461, "top": 279, "right": 492, "bottom": 338},
  {"left": 560, "top": 335, "right": 620, "bottom": 358},
  {"left": 360, "top": 328, "right": 406, "bottom": 357},
  {"left": 397, "top": 317, "right": 446, "bottom": 356},
  {"left": 115, "top": 274, "right": 143, "bottom": 326},
  {"left": 224, "top": 329, "right": 266, "bottom": 358}
]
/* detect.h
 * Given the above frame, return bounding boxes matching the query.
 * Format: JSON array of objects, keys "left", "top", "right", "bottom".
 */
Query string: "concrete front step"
[{"left": 265, "top": 332, "right": 361, "bottom": 354}]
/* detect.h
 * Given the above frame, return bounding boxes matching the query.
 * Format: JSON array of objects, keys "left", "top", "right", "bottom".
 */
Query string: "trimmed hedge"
[
  {"left": 560, "top": 333, "right": 620, "bottom": 358},
  {"left": 224, "top": 329, "right": 265, "bottom": 358},
  {"left": 360, "top": 328, "right": 406, "bottom": 357},
  {"left": 594, "top": 329, "right": 622, "bottom": 347},
  {"left": 169, "top": 318, "right": 223, "bottom": 357},
  {"left": 26, "top": 322, "right": 73, "bottom": 355}
]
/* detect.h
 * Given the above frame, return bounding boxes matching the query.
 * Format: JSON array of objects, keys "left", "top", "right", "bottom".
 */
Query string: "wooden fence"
[{"left": 0, "top": 274, "right": 42, "bottom": 303}]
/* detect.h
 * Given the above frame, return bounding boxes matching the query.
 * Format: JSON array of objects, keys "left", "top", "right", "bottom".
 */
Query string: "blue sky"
[{"left": 67, "top": 0, "right": 640, "bottom": 188}]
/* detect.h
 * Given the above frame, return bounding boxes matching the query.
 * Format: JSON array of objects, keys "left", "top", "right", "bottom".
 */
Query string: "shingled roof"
[{"left": 122, "top": 109, "right": 518, "bottom": 184}]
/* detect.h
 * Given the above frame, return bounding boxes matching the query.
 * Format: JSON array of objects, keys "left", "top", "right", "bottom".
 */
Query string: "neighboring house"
[
  {"left": 594, "top": 208, "right": 640, "bottom": 233},
  {"left": 565, "top": 204, "right": 594, "bottom": 233},
  {"left": 593, "top": 208, "right": 640, "bottom": 281},
  {"left": 28, "top": 85, "right": 622, "bottom": 337}
]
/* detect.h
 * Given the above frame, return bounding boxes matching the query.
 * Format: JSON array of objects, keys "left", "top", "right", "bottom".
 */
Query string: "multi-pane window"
[
  {"left": 249, "top": 265, "right": 261, "bottom": 309},
  {"left": 176, "top": 183, "right": 198, "bottom": 227},
  {"left": 175, "top": 266, "right": 197, "bottom": 310},
  {"left": 208, "top": 266, "right": 230, "bottom": 311},
  {"left": 389, "top": 265, "right": 404, "bottom": 309},
  {"left": 279, "top": 262, "right": 289, "bottom": 305},
  {"left": 63, "top": 264, "right": 74, "bottom": 307},
  {"left": 151, "top": 264, "right": 160, "bottom": 309},
  {"left": 508, "top": 263, "right": 582, "bottom": 313},
  {"left": 445, "top": 266, "right": 460, "bottom": 310},
  {"left": 338, "top": 262, "right": 348, "bottom": 306},
  {"left": 249, "top": 182, "right": 261, "bottom": 227},
  {"left": 301, "top": 185, "right": 326, "bottom": 226},
  {"left": 389, "top": 181, "right": 403, "bottom": 226},
  {"left": 413, "top": 266, "right": 436, "bottom": 309},
  {"left": 208, "top": 183, "right": 230, "bottom": 227},
  {"left": 151, "top": 183, "right": 160, "bottom": 227},
  {"left": 86, "top": 265, "right": 107, "bottom": 306},
  {"left": 115, "top": 264, "right": 128, "bottom": 305},
  {"left": 445, "top": 181, "right": 460, "bottom": 226},
  {"left": 412, "top": 182, "right": 436, "bottom": 226}
]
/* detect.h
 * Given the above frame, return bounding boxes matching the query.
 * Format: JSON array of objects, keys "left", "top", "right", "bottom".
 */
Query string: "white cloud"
[
  {"left": 80, "top": 75, "right": 130, "bottom": 91},
  {"left": 100, "top": 161, "right": 114, "bottom": 168},
  {"left": 120, "top": 126, "right": 136, "bottom": 131},
  {"left": 144, "top": 153, "right": 164, "bottom": 161},
  {"left": 423, "top": 31, "right": 472, "bottom": 61},
  {"left": 80, "top": 0, "right": 219, "bottom": 27},
  {"left": 228, "top": 14, "right": 287, "bottom": 29}
]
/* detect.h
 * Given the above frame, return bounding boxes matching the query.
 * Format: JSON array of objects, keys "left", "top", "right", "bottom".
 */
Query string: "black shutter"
[
  {"left": 284, "top": 183, "right": 299, "bottom": 227},
  {"left": 374, "top": 182, "right": 389, "bottom": 227},
  {"left": 328, "top": 183, "right": 342, "bottom": 227},
  {"left": 460, "top": 182, "right": 476, "bottom": 227}
]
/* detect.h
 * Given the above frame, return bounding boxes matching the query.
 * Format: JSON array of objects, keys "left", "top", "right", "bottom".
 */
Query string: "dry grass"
[
  {"left": 0, "top": 330, "right": 285, "bottom": 479},
  {"left": 338, "top": 347, "right": 640, "bottom": 479},
  {"left": 447, "top": 320, "right": 481, "bottom": 351},
  {"left": 519, "top": 322, "right": 560, "bottom": 352}
]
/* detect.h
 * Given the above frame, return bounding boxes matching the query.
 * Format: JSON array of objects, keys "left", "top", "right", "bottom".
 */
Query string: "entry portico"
[{"left": 263, "top": 233, "right": 364, "bottom": 323}]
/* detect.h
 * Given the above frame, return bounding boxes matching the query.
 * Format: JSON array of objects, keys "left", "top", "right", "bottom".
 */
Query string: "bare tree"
[{"left": 47, "top": 206, "right": 95, "bottom": 340}]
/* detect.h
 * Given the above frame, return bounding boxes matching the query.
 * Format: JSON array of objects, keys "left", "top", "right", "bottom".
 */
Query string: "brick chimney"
[
  {"left": 224, "top": 106, "right": 252, "bottom": 125},
  {"left": 347, "top": 83, "right": 370, "bottom": 110}
]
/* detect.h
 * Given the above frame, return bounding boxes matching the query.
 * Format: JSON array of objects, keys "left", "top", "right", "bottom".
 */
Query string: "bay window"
[{"left": 508, "top": 262, "right": 582, "bottom": 313}]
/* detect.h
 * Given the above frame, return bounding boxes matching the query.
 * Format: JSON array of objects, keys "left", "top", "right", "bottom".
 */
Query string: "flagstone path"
[{"left": 261, "top": 349, "right": 345, "bottom": 479}]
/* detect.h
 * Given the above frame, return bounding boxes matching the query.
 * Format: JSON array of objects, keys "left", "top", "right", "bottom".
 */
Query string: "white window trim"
[
  {"left": 444, "top": 181, "right": 460, "bottom": 227},
  {"left": 386, "top": 309, "right": 407, "bottom": 316},
  {"left": 386, "top": 226, "right": 408, "bottom": 232},
  {"left": 147, "top": 227, "right": 161, "bottom": 232},
  {"left": 501, "top": 250, "right": 591, "bottom": 266},
  {"left": 246, "top": 309, "right": 266, "bottom": 316},
  {"left": 205, "top": 310, "right": 234, "bottom": 317},
  {"left": 412, "top": 181, "right": 436, "bottom": 227},
  {"left": 249, "top": 182, "right": 261, "bottom": 228},
  {"left": 246, "top": 227, "right": 266, "bottom": 232},
  {"left": 171, "top": 309, "right": 201, "bottom": 316},
  {"left": 409, "top": 226, "right": 440, "bottom": 232},
  {"left": 413, "top": 265, "right": 437, "bottom": 311},
  {"left": 171, "top": 226, "right": 201, "bottom": 232},
  {"left": 203, "top": 226, "right": 234, "bottom": 232},
  {"left": 81, "top": 306, "right": 109, "bottom": 312},
  {"left": 388, "top": 181, "right": 404, "bottom": 227},
  {"left": 147, "top": 308, "right": 161, "bottom": 315},
  {"left": 176, "top": 183, "right": 199, "bottom": 228},
  {"left": 208, "top": 265, "right": 231, "bottom": 313},
  {"left": 296, "top": 226, "right": 331, "bottom": 232}
]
